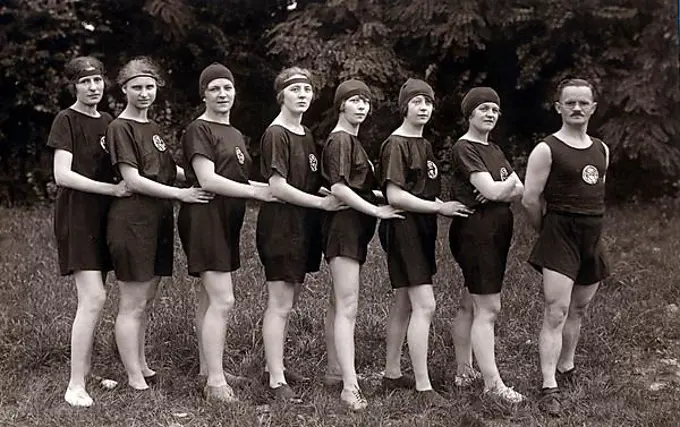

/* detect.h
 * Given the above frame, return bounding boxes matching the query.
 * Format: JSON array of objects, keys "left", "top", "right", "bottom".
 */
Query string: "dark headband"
[{"left": 276, "top": 76, "right": 312, "bottom": 93}]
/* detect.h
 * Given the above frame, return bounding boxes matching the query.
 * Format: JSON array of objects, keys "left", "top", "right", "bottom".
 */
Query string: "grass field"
[{"left": 0, "top": 201, "right": 679, "bottom": 427}]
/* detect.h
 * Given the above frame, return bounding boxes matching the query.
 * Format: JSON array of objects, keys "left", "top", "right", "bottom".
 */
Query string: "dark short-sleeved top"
[
  {"left": 378, "top": 135, "right": 441, "bottom": 202},
  {"left": 182, "top": 119, "right": 252, "bottom": 186},
  {"left": 321, "top": 131, "right": 377, "bottom": 199},
  {"left": 259, "top": 124, "right": 321, "bottom": 194},
  {"left": 107, "top": 118, "right": 177, "bottom": 185},
  {"left": 47, "top": 109, "right": 114, "bottom": 182},
  {"left": 450, "top": 138, "right": 514, "bottom": 208},
  {"left": 543, "top": 135, "right": 607, "bottom": 215}
]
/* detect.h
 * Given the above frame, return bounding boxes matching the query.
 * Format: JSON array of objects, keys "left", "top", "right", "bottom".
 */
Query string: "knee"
[
  {"left": 476, "top": 301, "right": 501, "bottom": 322},
  {"left": 544, "top": 302, "right": 569, "bottom": 328},
  {"left": 268, "top": 295, "right": 294, "bottom": 317},
  {"left": 118, "top": 298, "right": 147, "bottom": 318},
  {"left": 211, "top": 292, "right": 235, "bottom": 317},
  {"left": 335, "top": 294, "right": 359, "bottom": 319},
  {"left": 413, "top": 297, "right": 436, "bottom": 318},
  {"left": 569, "top": 300, "right": 591, "bottom": 319},
  {"left": 81, "top": 289, "right": 106, "bottom": 313}
]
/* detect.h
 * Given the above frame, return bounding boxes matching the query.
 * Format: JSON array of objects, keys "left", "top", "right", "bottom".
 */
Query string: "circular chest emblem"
[
  {"left": 99, "top": 136, "right": 108, "bottom": 153},
  {"left": 308, "top": 153, "right": 318, "bottom": 172},
  {"left": 500, "top": 167, "right": 509, "bottom": 181},
  {"left": 235, "top": 146, "right": 245, "bottom": 165},
  {"left": 152, "top": 135, "right": 166, "bottom": 152},
  {"left": 426, "top": 160, "right": 438, "bottom": 179},
  {"left": 582, "top": 165, "right": 599, "bottom": 185}
]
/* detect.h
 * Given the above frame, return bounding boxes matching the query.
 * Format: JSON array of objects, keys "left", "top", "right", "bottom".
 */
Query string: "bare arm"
[
  {"left": 385, "top": 182, "right": 441, "bottom": 214},
  {"left": 508, "top": 172, "right": 525, "bottom": 200},
  {"left": 193, "top": 155, "right": 273, "bottom": 201},
  {"left": 269, "top": 173, "right": 344, "bottom": 211},
  {"left": 331, "top": 182, "right": 403, "bottom": 219},
  {"left": 119, "top": 163, "right": 212, "bottom": 203},
  {"left": 469, "top": 171, "right": 517, "bottom": 202},
  {"left": 602, "top": 141, "right": 610, "bottom": 183},
  {"left": 53, "top": 149, "right": 130, "bottom": 197},
  {"left": 521, "top": 143, "right": 551, "bottom": 231}
]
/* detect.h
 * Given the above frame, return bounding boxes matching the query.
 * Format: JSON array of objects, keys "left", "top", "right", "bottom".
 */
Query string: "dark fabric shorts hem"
[
  {"left": 113, "top": 270, "right": 172, "bottom": 283},
  {"left": 527, "top": 259, "right": 605, "bottom": 286},
  {"left": 465, "top": 283, "right": 502, "bottom": 295},
  {"left": 187, "top": 264, "right": 240, "bottom": 278},
  {"left": 263, "top": 272, "right": 308, "bottom": 284},
  {"left": 324, "top": 251, "right": 367, "bottom": 265},
  {"left": 389, "top": 277, "right": 434, "bottom": 289}
]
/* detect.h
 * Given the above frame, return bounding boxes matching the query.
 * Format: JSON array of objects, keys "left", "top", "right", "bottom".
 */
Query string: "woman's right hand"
[
  {"left": 179, "top": 187, "right": 215, "bottom": 203},
  {"left": 439, "top": 201, "right": 474, "bottom": 217},
  {"left": 375, "top": 205, "right": 405, "bottom": 219},
  {"left": 321, "top": 194, "right": 349, "bottom": 212},
  {"left": 113, "top": 181, "right": 133, "bottom": 198}
]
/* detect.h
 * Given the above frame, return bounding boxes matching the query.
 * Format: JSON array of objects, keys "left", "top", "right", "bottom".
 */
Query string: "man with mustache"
[{"left": 522, "top": 78, "right": 610, "bottom": 416}]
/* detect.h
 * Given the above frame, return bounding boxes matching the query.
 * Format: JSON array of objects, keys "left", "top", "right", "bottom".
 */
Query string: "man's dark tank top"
[{"left": 543, "top": 135, "right": 607, "bottom": 215}]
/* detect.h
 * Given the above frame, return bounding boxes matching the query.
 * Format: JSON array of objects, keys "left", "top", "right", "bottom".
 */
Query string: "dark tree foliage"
[{"left": 0, "top": 0, "right": 678, "bottom": 204}]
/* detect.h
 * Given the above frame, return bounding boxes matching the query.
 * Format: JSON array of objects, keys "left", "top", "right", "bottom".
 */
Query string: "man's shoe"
[
  {"left": 382, "top": 374, "right": 416, "bottom": 390},
  {"left": 541, "top": 387, "right": 561, "bottom": 417}
]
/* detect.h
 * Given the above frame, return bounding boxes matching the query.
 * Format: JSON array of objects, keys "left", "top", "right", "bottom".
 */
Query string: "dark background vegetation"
[{"left": 1, "top": 0, "right": 679, "bottom": 204}]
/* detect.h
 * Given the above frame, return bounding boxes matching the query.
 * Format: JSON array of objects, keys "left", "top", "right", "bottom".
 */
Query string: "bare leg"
[
  {"left": 324, "top": 292, "right": 341, "bottom": 378},
  {"left": 384, "top": 289, "right": 411, "bottom": 378},
  {"left": 329, "top": 257, "right": 361, "bottom": 390},
  {"left": 201, "top": 271, "right": 235, "bottom": 387},
  {"left": 406, "top": 285, "right": 436, "bottom": 391},
  {"left": 539, "top": 269, "right": 574, "bottom": 389},
  {"left": 115, "top": 278, "right": 157, "bottom": 390},
  {"left": 65, "top": 270, "right": 107, "bottom": 407},
  {"left": 557, "top": 282, "right": 600, "bottom": 373},
  {"left": 469, "top": 293, "right": 503, "bottom": 390},
  {"left": 138, "top": 277, "right": 160, "bottom": 377},
  {"left": 262, "top": 280, "right": 296, "bottom": 388},
  {"left": 195, "top": 283, "right": 209, "bottom": 376},
  {"left": 452, "top": 289, "right": 474, "bottom": 376}
]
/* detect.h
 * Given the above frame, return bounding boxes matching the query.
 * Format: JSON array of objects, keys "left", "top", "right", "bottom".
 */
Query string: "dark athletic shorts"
[
  {"left": 256, "top": 203, "right": 323, "bottom": 283},
  {"left": 449, "top": 203, "right": 513, "bottom": 295},
  {"left": 107, "top": 195, "right": 174, "bottom": 282},
  {"left": 54, "top": 188, "right": 113, "bottom": 275},
  {"left": 322, "top": 208, "right": 377, "bottom": 265},
  {"left": 177, "top": 196, "right": 246, "bottom": 277},
  {"left": 528, "top": 211, "right": 610, "bottom": 286},
  {"left": 378, "top": 212, "right": 437, "bottom": 288}
]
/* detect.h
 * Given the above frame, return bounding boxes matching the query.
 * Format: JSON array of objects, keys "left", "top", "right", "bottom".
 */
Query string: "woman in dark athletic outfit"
[
  {"left": 177, "top": 63, "right": 276, "bottom": 403},
  {"left": 256, "top": 67, "right": 346, "bottom": 401},
  {"left": 49, "top": 56, "right": 132, "bottom": 407},
  {"left": 320, "top": 79, "right": 403, "bottom": 411},
  {"left": 449, "top": 87, "right": 525, "bottom": 403},
  {"left": 107, "top": 57, "right": 213, "bottom": 391}
]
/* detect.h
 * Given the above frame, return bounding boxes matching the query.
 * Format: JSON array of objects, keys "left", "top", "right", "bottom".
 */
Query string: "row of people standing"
[{"left": 49, "top": 56, "right": 609, "bottom": 417}]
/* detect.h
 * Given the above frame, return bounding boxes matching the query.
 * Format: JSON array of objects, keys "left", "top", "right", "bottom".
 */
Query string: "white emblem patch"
[
  {"left": 152, "top": 135, "right": 166, "bottom": 152},
  {"left": 100, "top": 136, "right": 108, "bottom": 153},
  {"left": 582, "top": 165, "right": 599, "bottom": 185},
  {"left": 235, "top": 146, "right": 245, "bottom": 165},
  {"left": 308, "top": 153, "right": 318, "bottom": 172},
  {"left": 426, "top": 160, "right": 438, "bottom": 179},
  {"left": 500, "top": 167, "right": 508, "bottom": 181}
]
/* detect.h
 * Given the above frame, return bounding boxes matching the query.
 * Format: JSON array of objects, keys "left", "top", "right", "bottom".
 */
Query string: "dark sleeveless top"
[{"left": 543, "top": 135, "right": 607, "bottom": 215}]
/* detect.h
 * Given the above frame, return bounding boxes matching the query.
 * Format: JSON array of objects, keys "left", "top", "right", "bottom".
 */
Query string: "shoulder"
[
  {"left": 263, "top": 124, "right": 289, "bottom": 140},
  {"left": 528, "top": 140, "right": 552, "bottom": 164},
  {"left": 326, "top": 131, "right": 355, "bottom": 147},
  {"left": 381, "top": 135, "right": 406, "bottom": 152},
  {"left": 52, "top": 109, "right": 73, "bottom": 124},
  {"left": 100, "top": 111, "right": 114, "bottom": 123},
  {"left": 592, "top": 136, "right": 609, "bottom": 154}
]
